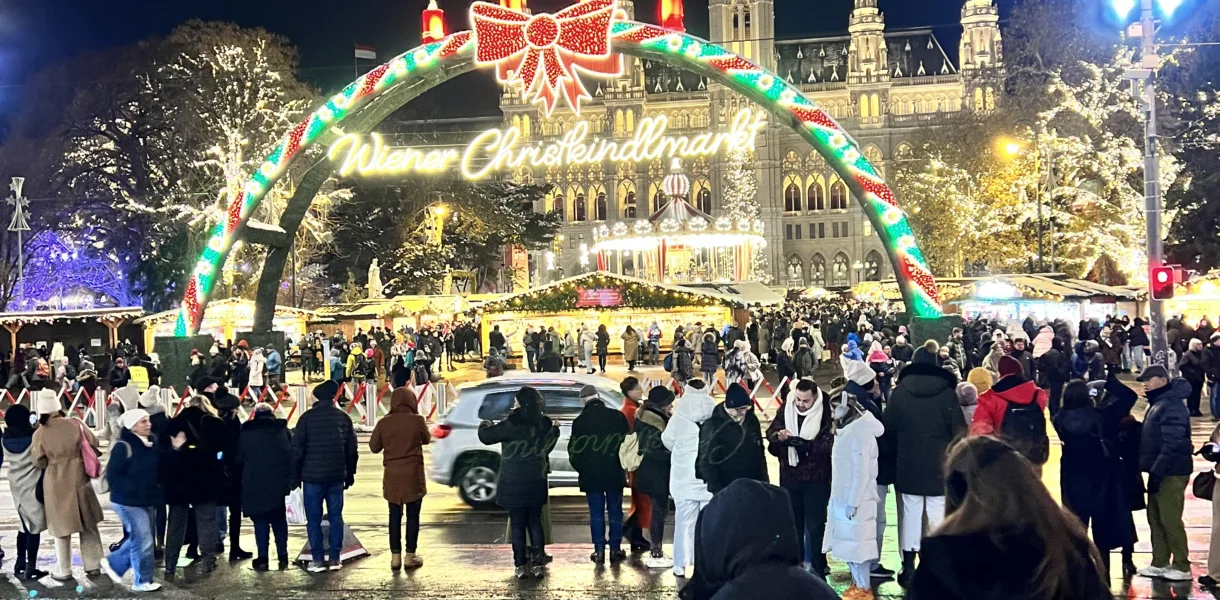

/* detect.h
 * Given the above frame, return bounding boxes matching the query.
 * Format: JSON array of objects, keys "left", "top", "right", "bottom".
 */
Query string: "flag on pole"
[{"left": 354, "top": 44, "right": 377, "bottom": 60}]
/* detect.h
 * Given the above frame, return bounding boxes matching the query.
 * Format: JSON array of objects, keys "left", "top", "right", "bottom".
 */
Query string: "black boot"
[
  {"left": 14, "top": 532, "right": 27, "bottom": 575},
  {"left": 897, "top": 551, "right": 917, "bottom": 587}
]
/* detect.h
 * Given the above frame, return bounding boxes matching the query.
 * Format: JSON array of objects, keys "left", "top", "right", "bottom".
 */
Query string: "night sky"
[{"left": 3, "top": 0, "right": 1016, "bottom": 117}]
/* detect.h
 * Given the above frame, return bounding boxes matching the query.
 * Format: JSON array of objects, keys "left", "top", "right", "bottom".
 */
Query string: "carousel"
[{"left": 590, "top": 159, "right": 765, "bottom": 284}]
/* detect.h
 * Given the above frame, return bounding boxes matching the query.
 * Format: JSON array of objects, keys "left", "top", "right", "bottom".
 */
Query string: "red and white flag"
[{"left": 354, "top": 44, "right": 377, "bottom": 60}]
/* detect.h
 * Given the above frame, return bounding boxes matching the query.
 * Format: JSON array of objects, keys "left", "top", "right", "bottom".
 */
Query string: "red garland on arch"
[{"left": 470, "top": 0, "right": 622, "bottom": 116}]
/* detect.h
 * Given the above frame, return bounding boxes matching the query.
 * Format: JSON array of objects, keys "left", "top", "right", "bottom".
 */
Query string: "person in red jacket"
[
  {"left": 971, "top": 355, "right": 1050, "bottom": 476},
  {"left": 619, "top": 377, "right": 652, "bottom": 553}
]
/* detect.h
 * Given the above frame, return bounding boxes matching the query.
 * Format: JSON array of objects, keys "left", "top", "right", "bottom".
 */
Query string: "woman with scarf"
[
  {"left": 3, "top": 404, "right": 48, "bottom": 580},
  {"left": 101, "top": 409, "right": 166, "bottom": 592}
]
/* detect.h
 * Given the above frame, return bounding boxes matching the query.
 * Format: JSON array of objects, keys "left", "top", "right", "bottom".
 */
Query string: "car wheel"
[{"left": 457, "top": 460, "right": 499, "bottom": 507}]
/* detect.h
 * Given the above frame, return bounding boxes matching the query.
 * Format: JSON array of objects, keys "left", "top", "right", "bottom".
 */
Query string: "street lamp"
[
  {"left": 996, "top": 133, "right": 1055, "bottom": 273},
  {"left": 852, "top": 259, "right": 864, "bottom": 283},
  {"left": 1111, "top": 0, "right": 1192, "bottom": 368}
]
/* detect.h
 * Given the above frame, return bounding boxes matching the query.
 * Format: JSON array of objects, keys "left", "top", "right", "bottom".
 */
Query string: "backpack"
[
  {"left": 663, "top": 352, "right": 674, "bottom": 373},
  {"left": 618, "top": 432, "right": 642, "bottom": 472},
  {"left": 1000, "top": 398, "right": 1050, "bottom": 464},
  {"left": 353, "top": 354, "right": 369, "bottom": 377},
  {"left": 35, "top": 358, "right": 50, "bottom": 379}
]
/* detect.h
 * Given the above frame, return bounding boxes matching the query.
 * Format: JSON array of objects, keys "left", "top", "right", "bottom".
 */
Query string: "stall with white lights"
[
  {"left": 943, "top": 275, "right": 1136, "bottom": 325},
  {"left": 138, "top": 298, "right": 315, "bottom": 351},
  {"left": 590, "top": 159, "right": 765, "bottom": 285}
]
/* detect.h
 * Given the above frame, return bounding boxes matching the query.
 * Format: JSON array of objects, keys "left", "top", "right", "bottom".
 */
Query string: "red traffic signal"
[{"left": 1150, "top": 266, "right": 1175, "bottom": 300}]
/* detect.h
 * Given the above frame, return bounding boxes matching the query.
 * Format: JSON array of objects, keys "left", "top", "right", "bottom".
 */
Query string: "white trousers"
[
  {"left": 54, "top": 529, "right": 104, "bottom": 578},
  {"left": 899, "top": 494, "right": 945, "bottom": 552},
  {"left": 848, "top": 561, "right": 872, "bottom": 588},
  {"left": 673, "top": 498, "right": 709, "bottom": 572},
  {"left": 869, "top": 484, "right": 889, "bottom": 569}
]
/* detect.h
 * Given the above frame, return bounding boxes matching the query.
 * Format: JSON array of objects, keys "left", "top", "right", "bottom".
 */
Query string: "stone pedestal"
[
  {"left": 908, "top": 315, "right": 964, "bottom": 348},
  {"left": 154, "top": 335, "right": 215, "bottom": 392}
]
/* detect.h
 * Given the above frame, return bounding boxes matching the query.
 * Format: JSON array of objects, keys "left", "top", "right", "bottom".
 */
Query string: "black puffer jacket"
[
  {"left": 239, "top": 412, "right": 293, "bottom": 517},
  {"left": 634, "top": 403, "right": 672, "bottom": 498},
  {"left": 697, "top": 404, "right": 769, "bottom": 494},
  {"left": 569, "top": 399, "right": 629, "bottom": 493},
  {"left": 1139, "top": 378, "right": 1193, "bottom": 478},
  {"left": 291, "top": 400, "right": 358, "bottom": 486},
  {"left": 477, "top": 409, "right": 558, "bottom": 509},
  {"left": 161, "top": 406, "right": 228, "bottom": 506},
  {"left": 882, "top": 362, "right": 967, "bottom": 496}
]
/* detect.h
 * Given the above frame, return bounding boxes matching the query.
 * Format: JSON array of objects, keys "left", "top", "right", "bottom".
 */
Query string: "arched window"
[
  {"left": 522, "top": 114, "right": 532, "bottom": 139},
  {"left": 863, "top": 146, "right": 884, "bottom": 178},
  {"left": 626, "top": 110, "right": 635, "bottom": 133},
  {"left": 811, "top": 254, "right": 827, "bottom": 288},
  {"left": 831, "top": 253, "right": 850, "bottom": 287},
  {"left": 865, "top": 249, "right": 884, "bottom": 281},
  {"left": 985, "top": 87, "right": 996, "bottom": 111},
  {"left": 615, "top": 110, "right": 625, "bottom": 135},
  {"left": 693, "top": 177, "right": 712, "bottom": 214},
  {"left": 514, "top": 166, "right": 532, "bottom": 185},
  {"left": 895, "top": 142, "right": 913, "bottom": 159},
  {"left": 786, "top": 256, "right": 804, "bottom": 286},
  {"left": 648, "top": 182, "right": 665, "bottom": 214},
  {"left": 858, "top": 95, "right": 870, "bottom": 118},
  {"left": 545, "top": 186, "right": 563, "bottom": 219},
  {"left": 782, "top": 151, "right": 803, "bottom": 173},
  {"left": 512, "top": 115, "right": 521, "bottom": 132},
  {"left": 592, "top": 184, "right": 608, "bottom": 221},
  {"left": 619, "top": 180, "right": 637, "bottom": 219},
  {"left": 570, "top": 186, "right": 587, "bottom": 222},
  {"left": 974, "top": 88, "right": 984, "bottom": 111},
  {"left": 830, "top": 180, "right": 849, "bottom": 210},
  {"left": 783, "top": 174, "right": 803, "bottom": 212},
  {"left": 870, "top": 93, "right": 881, "bottom": 118},
  {"left": 807, "top": 176, "right": 825, "bottom": 211}
]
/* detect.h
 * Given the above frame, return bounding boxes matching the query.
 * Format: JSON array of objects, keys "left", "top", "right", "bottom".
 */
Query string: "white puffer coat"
[
  {"left": 822, "top": 410, "right": 884, "bottom": 564},
  {"left": 661, "top": 389, "right": 715, "bottom": 502}
]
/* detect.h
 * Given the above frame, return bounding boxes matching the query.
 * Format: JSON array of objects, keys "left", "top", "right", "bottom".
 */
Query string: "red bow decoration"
[{"left": 471, "top": 0, "right": 623, "bottom": 116}]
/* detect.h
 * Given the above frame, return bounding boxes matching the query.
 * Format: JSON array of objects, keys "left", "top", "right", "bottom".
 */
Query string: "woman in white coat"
[
  {"left": 248, "top": 348, "right": 267, "bottom": 400},
  {"left": 580, "top": 326, "right": 596, "bottom": 374},
  {"left": 823, "top": 392, "right": 885, "bottom": 600},
  {"left": 660, "top": 379, "right": 715, "bottom": 578}
]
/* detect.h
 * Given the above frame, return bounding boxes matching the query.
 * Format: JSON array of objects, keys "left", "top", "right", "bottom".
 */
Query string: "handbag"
[
  {"left": 1194, "top": 470, "right": 1216, "bottom": 501},
  {"left": 76, "top": 420, "right": 102, "bottom": 479}
]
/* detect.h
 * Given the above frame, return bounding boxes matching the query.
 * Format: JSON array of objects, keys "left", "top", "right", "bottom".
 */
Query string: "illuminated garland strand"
[{"left": 176, "top": 18, "right": 943, "bottom": 336}]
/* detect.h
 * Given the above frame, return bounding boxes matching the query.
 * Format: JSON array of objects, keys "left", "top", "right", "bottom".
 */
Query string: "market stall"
[
  {"left": 942, "top": 275, "right": 1136, "bottom": 324},
  {"left": 312, "top": 294, "right": 503, "bottom": 338},
  {"left": 138, "top": 298, "right": 315, "bottom": 351},
  {"left": 475, "top": 271, "right": 743, "bottom": 355},
  {"left": 0, "top": 307, "right": 144, "bottom": 355}
]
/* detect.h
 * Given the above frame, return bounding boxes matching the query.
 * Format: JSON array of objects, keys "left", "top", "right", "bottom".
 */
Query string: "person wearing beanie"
[
  {"left": 4, "top": 404, "right": 49, "bottom": 581},
  {"left": 240, "top": 402, "right": 294, "bottom": 572},
  {"left": 634, "top": 386, "right": 676, "bottom": 568},
  {"left": 766, "top": 378, "right": 834, "bottom": 578},
  {"left": 370, "top": 387, "right": 431, "bottom": 571},
  {"left": 31, "top": 388, "right": 106, "bottom": 581},
  {"left": 292, "top": 380, "right": 358, "bottom": 572},
  {"left": 971, "top": 355, "right": 1050, "bottom": 473},
  {"left": 101, "top": 408, "right": 164, "bottom": 592},
  {"left": 881, "top": 340, "right": 967, "bottom": 587},
  {"left": 956, "top": 382, "right": 979, "bottom": 424},
  {"left": 618, "top": 377, "right": 652, "bottom": 554},
  {"left": 569, "top": 384, "right": 630, "bottom": 565},
  {"left": 698, "top": 383, "right": 769, "bottom": 496},
  {"left": 966, "top": 367, "right": 993, "bottom": 395}
]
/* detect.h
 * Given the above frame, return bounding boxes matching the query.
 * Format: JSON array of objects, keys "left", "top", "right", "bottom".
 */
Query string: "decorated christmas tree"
[{"left": 721, "top": 146, "right": 770, "bottom": 282}]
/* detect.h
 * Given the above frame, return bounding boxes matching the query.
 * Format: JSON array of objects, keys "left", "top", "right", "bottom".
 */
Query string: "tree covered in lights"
[{"left": 720, "top": 146, "right": 770, "bottom": 282}]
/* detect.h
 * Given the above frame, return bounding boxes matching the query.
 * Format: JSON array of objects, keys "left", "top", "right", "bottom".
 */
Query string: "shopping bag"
[{"left": 285, "top": 488, "right": 307, "bottom": 525}]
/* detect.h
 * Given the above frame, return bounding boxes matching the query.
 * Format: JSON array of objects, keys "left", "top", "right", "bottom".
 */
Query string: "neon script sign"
[{"left": 328, "top": 108, "right": 767, "bottom": 180}]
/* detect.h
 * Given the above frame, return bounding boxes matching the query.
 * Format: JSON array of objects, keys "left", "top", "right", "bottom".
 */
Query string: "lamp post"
[
  {"left": 999, "top": 135, "right": 1055, "bottom": 272},
  {"left": 1112, "top": 0, "right": 1184, "bottom": 367},
  {"left": 852, "top": 259, "right": 865, "bottom": 284}
]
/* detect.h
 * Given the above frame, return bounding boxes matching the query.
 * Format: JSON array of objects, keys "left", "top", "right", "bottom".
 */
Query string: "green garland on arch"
[{"left": 482, "top": 274, "right": 730, "bottom": 313}]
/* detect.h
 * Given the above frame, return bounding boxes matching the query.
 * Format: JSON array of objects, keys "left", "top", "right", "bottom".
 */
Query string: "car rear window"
[
  {"left": 478, "top": 391, "right": 516, "bottom": 421},
  {"left": 540, "top": 388, "right": 583, "bottom": 420}
]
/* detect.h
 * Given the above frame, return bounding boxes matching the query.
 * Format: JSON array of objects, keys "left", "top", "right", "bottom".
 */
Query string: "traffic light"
[{"left": 1150, "top": 265, "right": 1175, "bottom": 300}]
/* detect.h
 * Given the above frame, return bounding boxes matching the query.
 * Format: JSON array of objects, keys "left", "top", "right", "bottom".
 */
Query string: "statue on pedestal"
[{"left": 366, "top": 259, "right": 384, "bottom": 299}]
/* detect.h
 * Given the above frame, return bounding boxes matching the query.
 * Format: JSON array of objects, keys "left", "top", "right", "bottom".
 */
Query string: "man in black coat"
[
  {"left": 488, "top": 325, "right": 506, "bottom": 356},
  {"left": 569, "top": 385, "right": 629, "bottom": 564},
  {"left": 291, "top": 381, "right": 358, "bottom": 572},
  {"left": 239, "top": 405, "right": 294, "bottom": 570},
  {"left": 161, "top": 398, "right": 227, "bottom": 577},
  {"left": 697, "top": 384, "right": 768, "bottom": 495},
  {"left": 203, "top": 382, "right": 252, "bottom": 561},
  {"left": 537, "top": 342, "right": 564, "bottom": 373},
  {"left": 882, "top": 350, "right": 967, "bottom": 586},
  {"left": 1135, "top": 366, "right": 1194, "bottom": 580}
]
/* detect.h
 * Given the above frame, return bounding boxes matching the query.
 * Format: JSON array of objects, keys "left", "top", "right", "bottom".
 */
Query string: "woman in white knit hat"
[{"left": 31, "top": 388, "right": 105, "bottom": 580}]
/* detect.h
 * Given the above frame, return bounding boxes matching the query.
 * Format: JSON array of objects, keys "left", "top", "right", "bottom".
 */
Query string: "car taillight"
[{"left": 430, "top": 423, "right": 452, "bottom": 439}]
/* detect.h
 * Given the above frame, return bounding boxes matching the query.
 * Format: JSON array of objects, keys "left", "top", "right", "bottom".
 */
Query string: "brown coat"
[
  {"left": 369, "top": 388, "right": 431, "bottom": 504},
  {"left": 622, "top": 330, "right": 640, "bottom": 362},
  {"left": 31, "top": 415, "right": 104, "bottom": 537}
]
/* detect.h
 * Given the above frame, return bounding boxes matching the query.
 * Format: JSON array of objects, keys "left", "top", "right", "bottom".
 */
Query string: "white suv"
[{"left": 427, "top": 373, "right": 626, "bottom": 507}]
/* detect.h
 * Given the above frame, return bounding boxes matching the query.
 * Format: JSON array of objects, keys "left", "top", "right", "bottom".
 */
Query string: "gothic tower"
[
  {"left": 960, "top": 0, "right": 1002, "bottom": 72},
  {"left": 848, "top": 0, "right": 888, "bottom": 84},
  {"left": 708, "top": 0, "right": 775, "bottom": 71}
]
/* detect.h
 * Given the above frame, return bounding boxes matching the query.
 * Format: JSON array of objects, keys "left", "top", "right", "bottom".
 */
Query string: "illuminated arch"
[{"left": 173, "top": 21, "right": 942, "bottom": 336}]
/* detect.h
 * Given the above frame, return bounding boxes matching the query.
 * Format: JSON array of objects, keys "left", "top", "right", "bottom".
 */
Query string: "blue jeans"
[
  {"left": 585, "top": 489, "right": 623, "bottom": 552},
  {"left": 109, "top": 504, "right": 156, "bottom": 586},
  {"left": 526, "top": 348, "right": 537, "bottom": 372},
  {"left": 1210, "top": 380, "right": 1220, "bottom": 419},
  {"left": 304, "top": 482, "right": 346, "bottom": 564}
]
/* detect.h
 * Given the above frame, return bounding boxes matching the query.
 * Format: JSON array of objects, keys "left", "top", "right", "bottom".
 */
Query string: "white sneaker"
[
  {"left": 1137, "top": 566, "right": 1167, "bottom": 578},
  {"left": 328, "top": 562, "right": 342, "bottom": 571},
  {"left": 1162, "top": 568, "right": 1193, "bottom": 581},
  {"left": 644, "top": 554, "right": 673, "bottom": 569},
  {"left": 133, "top": 582, "right": 162, "bottom": 592},
  {"left": 100, "top": 557, "right": 123, "bottom": 584},
  {"left": 307, "top": 562, "right": 327, "bottom": 573}
]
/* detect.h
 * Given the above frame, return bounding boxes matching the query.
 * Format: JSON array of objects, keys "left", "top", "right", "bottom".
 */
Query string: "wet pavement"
[{"left": 4, "top": 361, "right": 1220, "bottom": 598}]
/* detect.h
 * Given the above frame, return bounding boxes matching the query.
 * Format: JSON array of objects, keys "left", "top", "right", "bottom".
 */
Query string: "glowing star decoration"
[{"left": 471, "top": 0, "right": 623, "bottom": 116}]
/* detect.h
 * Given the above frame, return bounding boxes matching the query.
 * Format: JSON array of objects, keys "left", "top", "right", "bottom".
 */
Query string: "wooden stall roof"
[
  {"left": 135, "top": 297, "right": 315, "bottom": 326},
  {"left": 0, "top": 306, "right": 144, "bottom": 325}
]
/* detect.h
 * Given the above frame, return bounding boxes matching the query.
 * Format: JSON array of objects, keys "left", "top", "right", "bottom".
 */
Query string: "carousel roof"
[{"left": 648, "top": 197, "right": 712, "bottom": 224}]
